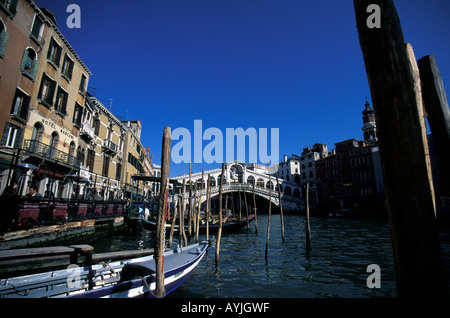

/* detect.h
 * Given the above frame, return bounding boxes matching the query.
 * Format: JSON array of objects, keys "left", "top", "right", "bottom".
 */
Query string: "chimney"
[{"left": 146, "top": 147, "right": 150, "bottom": 155}]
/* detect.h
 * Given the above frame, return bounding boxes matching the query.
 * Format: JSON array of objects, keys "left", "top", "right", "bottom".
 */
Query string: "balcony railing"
[
  {"left": 102, "top": 139, "right": 118, "bottom": 154},
  {"left": 80, "top": 122, "right": 95, "bottom": 141},
  {"left": 23, "top": 139, "right": 81, "bottom": 168}
]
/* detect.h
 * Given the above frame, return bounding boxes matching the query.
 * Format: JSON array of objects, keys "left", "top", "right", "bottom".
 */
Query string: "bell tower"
[{"left": 362, "top": 99, "right": 377, "bottom": 142}]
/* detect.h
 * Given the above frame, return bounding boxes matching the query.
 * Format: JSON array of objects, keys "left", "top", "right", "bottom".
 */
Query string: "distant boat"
[
  {"left": 0, "top": 241, "right": 209, "bottom": 298},
  {"left": 140, "top": 211, "right": 255, "bottom": 234}
]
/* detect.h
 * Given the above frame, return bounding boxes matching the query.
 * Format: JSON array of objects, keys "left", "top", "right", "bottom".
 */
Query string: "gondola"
[
  {"left": 0, "top": 240, "right": 209, "bottom": 298},
  {"left": 140, "top": 209, "right": 255, "bottom": 234}
]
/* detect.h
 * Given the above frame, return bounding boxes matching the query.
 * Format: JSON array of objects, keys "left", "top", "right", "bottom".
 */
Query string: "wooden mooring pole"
[
  {"left": 265, "top": 163, "right": 272, "bottom": 261},
  {"left": 155, "top": 127, "right": 171, "bottom": 298},
  {"left": 206, "top": 173, "right": 211, "bottom": 240},
  {"left": 305, "top": 183, "right": 311, "bottom": 251},
  {"left": 180, "top": 180, "right": 187, "bottom": 247},
  {"left": 418, "top": 55, "right": 450, "bottom": 195},
  {"left": 275, "top": 174, "right": 285, "bottom": 243},
  {"left": 188, "top": 164, "right": 192, "bottom": 240},
  {"left": 253, "top": 182, "right": 258, "bottom": 234},
  {"left": 354, "top": 0, "right": 447, "bottom": 297},
  {"left": 215, "top": 162, "right": 225, "bottom": 267}
]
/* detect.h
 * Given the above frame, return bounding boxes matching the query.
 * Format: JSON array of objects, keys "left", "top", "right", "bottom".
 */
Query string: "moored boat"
[{"left": 0, "top": 240, "right": 209, "bottom": 298}]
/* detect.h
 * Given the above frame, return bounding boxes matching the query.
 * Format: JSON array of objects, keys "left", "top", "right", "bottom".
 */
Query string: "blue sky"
[{"left": 34, "top": 0, "right": 450, "bottom": 177}]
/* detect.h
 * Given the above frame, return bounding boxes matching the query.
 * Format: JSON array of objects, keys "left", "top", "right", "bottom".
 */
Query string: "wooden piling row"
[{"left": 354, "top": 0, "right": 447, "bottom": 297}]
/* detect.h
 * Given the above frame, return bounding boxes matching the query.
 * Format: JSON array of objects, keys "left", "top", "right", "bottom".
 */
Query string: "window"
[
  {"left": 0, "top": 21, "right": 9, "bottom": 57},
  {"left": 30, "top": 15, "right": 44, "bottom": 45},
  {"left": 115, "top": 162, "right": 122, "bottom": 180},
  {"left": 38, "top": 74, "right": 56, "bottom": 107},
  {"left": 31, "top": 122, "right": 44, "bottom": 143},
  {"left": 10, "top": 89, "right": 30, "bottom": 122},
  {"left": 72, "top": 103, "right": 83, "bottom": 128},
  {"left": 62, "top": 54, "right": 74, "bottom": 80},
  {"left": 55, "top": 86, "right": 68, "bottom": 116},
  {"left": 47, "top": 37, "right": 62, "bottom": 68},
  {"left": 86, "top": 149, "right": 95, "bottom": 172},
  {"left": 4, "top": 124, "right": 18, "bottom": 148},
  {"left": 0, "top": 0, "right": 18, "bottom": 17},
  {"left": 20, "top": 48, "right": 39, "bottom": 80},
  {"left": 102, "top": 155, "right": 110, "bottom": 177},
  {"left": 79, "top": 74, "right": 86, "bottom": 93}
]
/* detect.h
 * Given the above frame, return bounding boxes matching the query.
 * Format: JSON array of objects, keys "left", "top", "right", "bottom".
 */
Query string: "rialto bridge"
[{"left": 170, "top": 161, "right": 304, "bottom": 212}]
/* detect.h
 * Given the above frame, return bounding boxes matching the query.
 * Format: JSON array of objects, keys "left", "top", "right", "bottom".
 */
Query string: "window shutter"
[
  {"left": 55, "top": 46, "right": 62, "bottom": 66},
  {"left": 0, "top": 30, "right": 9, "bottom": 57},
  {"left": 8, "top": 0, "right": 18, "bottom": 15},
  {"left": 68, "top": 60, "right": 74, "bottom": 79},
  {"left": 47, "top": 38, "right": 54, "bottom": 59},
  {"left": 1, "top": 123, "right": 11, "bottom": 146},
  {"left": 19, "top": 95, "right": 31, "bottom": 121},
  {"left": 30, "top": 60, "right": 39, "bottom": 79},
  {"left": 14, "top": 127, "right": 23, "bottom": 149},
  {"left": 19, "top": 50, "right": 28, "bottom": 71}
]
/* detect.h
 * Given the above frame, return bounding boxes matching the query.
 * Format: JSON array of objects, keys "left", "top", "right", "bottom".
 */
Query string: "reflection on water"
[{"left": 87, "top": 214, "right": 450, "bottom": 298}]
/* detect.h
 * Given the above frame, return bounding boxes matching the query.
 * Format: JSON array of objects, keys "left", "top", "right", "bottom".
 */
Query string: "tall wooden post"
[
  {"left": 265, "top": 163, "right": 272, "bottom": 261},
  {"left": 155, "top": 127, "right": 171, "bottom": 298},
  {"left": 243, "top": 185, "right": 249, "bottom": 229},
  {"left": 206, "top": 173, "right": 211, "bottom": 240},
  {"left": 180, "top": 180, "right": 187, "bottom": 247},
  {"left": 354, "top": 0, "right": 447, "bottom": 297},
  {"left": 215, "top": 162, "right": 225, "bottom": 267},
  {"left": 305, "top": 183, "right": 311, "bottom": 251},
  {"left": 188, "top": 164, "right": 192, "bottom": 240},
  {"left": 193, "top": 181, "right": 198, "bottom": 241},
  {"left": 275, "top": 174, "right": 285, "bottom": 243},
  {"left": 253, "top": 182, "right": 258, "bottom": 234},
  {"left": 196, "top": 170, "right": 204, "bottom": 242},
  {"left": 418, "top": 55, "right": 450, "bottom": 195}
]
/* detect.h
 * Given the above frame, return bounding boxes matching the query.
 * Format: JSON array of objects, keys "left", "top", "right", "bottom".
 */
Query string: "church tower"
[{"left": 362, "top": 100, "right": 377, "bottom": 142}]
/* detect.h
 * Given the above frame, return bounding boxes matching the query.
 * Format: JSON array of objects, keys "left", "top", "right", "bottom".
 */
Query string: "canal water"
[{"left": 81, "top": 214, "right": 450, "bottom": 298}]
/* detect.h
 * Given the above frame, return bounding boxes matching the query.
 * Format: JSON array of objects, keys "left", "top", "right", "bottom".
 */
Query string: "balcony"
[
  {"left": 22, "top": 139, "right": 81, "bottom": 169},
  {"left": 102, "top": 139, "right": 118, "bottom": 155},
  {"left": 80, "top": 122, "right": 95, "bottom": 142}
]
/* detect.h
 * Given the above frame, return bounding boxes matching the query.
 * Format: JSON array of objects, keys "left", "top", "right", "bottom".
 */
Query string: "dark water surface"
[{"left": 84, "top": 214, "right": 450, "bottom": 298}]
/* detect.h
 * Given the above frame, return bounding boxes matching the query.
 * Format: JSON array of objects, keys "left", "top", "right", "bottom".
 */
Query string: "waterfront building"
[
  {"left": 83, "top": 96, "right": 126, "bottom": 200},
  {"left": 276, "top": 154, "right": 301, "bottom": 185},
  {"left": 121, "top": 120, "right": 154, "bottom": 199},
  {"left": 0, "top": 0, "right": 154, "bottom": 201},
  {"left": 0, "top": 0, "right": 93, "bottom": 198},
  {"left": 315, "top": 101, "right": 384, "bottom": 213}
]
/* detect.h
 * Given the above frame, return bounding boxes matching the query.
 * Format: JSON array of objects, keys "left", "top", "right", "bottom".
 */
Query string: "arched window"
[
  {"left": 31, "top": 122, "right": 44, "bottom": 143},
  {"left": 0, "top": 19, "right": 9, "bottom": 57},
  {"left": 50, "top": 131, "right": 59, "bottom": 149},
  {"left": 247, "top": 175, "right": 255, "bottom": 185},
  {"left": 256, "top": 178, "right": 265, "bottom": 187},
  {"left": 284, "top": 186, "right": 292, "bottom": 196},
  {"left": 20, "top": 47, "right": 39, "bottom": 79},
  {"left": 50, "top": 131, "right": 59, "bottom": 159}
]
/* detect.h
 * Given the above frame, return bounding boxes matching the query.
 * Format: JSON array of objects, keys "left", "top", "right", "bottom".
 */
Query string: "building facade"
[{"left": 0, "top": 0, "right": 153, "bottom": 200}]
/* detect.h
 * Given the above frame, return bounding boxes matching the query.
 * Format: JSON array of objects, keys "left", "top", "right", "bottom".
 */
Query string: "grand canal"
[{"left": 77, "top": 213, "right": 450, "bottom": 298}]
